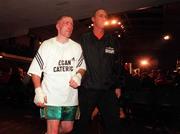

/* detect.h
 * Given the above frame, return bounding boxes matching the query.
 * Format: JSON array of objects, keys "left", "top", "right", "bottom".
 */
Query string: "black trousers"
[{"left": 74, "top": 87, "right": 121, "bottom": 134}]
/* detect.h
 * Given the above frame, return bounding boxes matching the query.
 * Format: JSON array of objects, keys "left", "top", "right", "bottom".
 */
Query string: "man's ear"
[
  {"left": 56, "top": 23, "right": 59, "bottom": 31},
  {"left": 91, "top": 17, "right": 94, "bottom": 23}
]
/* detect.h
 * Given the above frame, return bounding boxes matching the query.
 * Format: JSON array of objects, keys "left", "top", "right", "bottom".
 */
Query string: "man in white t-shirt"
[{"left": 28, "top": 16, "right": 86, "bottom": 134}]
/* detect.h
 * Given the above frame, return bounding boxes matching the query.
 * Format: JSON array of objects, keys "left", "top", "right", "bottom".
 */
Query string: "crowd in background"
[{"left": 0, "top": 64, "right": 180, "bottom": 109}]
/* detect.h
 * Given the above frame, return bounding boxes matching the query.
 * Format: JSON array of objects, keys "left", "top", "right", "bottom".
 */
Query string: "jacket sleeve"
[{"left": 113, "top": 36, "right": 123, "bottom": 89}]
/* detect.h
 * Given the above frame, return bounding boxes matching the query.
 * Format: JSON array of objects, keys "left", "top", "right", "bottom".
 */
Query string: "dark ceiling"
[{"left": 0, "top": 0, "right": 179, "bottom": 39}]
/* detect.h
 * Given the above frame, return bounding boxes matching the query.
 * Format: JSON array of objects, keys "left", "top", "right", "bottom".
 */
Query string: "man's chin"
[
  {"left": 67, "top": 35, "right": 71, "bottom": 38},
  {"left": 66, "top": 33, "right": 72, "bottom": 38}
]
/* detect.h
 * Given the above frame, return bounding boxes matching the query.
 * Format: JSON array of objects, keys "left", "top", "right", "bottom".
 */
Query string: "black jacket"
[{"left": 80, "top": 31, "right": 121, "bottom": 90}]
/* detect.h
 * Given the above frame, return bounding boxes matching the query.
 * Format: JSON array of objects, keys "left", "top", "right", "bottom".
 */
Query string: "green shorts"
[{"left": 40, "top": 106, "right": 77, "bottom": 121}]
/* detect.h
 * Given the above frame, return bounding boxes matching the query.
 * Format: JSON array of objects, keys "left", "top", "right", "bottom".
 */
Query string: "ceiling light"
[
  {"left": 111, "top": 19, "right": 118, "bottom": 25},
  {"left": 163, "top": 35, "right": 170, "bottom": 40},
  {"left": 118, "top": 22, "right": 121, "bottom": 25},
  {"left": 104, "top": 21, "right": 110, "bottom": 26}
]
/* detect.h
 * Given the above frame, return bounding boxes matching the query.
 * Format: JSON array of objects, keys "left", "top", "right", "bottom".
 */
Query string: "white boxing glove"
[
  {"left": 72, "top": 73, "right": 82, "bottom": 86},
  {"left": 34, "top": 87, "right": 46, "bottom": 104}
]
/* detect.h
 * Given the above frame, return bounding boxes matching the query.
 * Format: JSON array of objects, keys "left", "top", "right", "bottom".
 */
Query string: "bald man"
[{"left": 28, "top": 16, "right": 86, "bottom": 134}]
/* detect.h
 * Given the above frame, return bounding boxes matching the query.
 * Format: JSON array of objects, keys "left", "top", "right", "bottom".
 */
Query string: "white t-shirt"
[{"left": 28, "top": 37, "right": 86, "bottom": 106}]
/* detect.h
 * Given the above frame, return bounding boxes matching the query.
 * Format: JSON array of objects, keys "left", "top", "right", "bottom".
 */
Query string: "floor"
[{"left": 1, "top": 100, "right": 180, "bottom": 134}]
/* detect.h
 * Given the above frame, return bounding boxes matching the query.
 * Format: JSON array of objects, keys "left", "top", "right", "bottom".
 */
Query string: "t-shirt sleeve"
[
  {"left": 75, "top": 46, "right": 86, "bottom": 72},
  {"left": 27, "top": 43, "right": 47, "bottom": 77}
]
